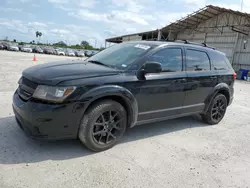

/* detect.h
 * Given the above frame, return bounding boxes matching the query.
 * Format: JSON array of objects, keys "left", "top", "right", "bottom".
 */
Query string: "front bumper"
[{"left": 12, "top": 91, "right": 82, "bottom": 140}]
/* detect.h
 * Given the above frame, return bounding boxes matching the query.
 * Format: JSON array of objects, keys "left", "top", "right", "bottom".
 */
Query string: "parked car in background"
[
  {"left": 0, "top": 43, "right": 4, "bottom": 50},
  {"left": 55, "top": 48, "right": 65, "bottom": 56},
  {"left": 84, "top": 50, "right": 93, "bottom": 57},
  {"left": 75, "top": 50, "right": 85, "bottom": 57},
  {"left": 1, "top": 42, "right": 8, "bottom": 50},
  {"left": 85, "top": 50, "right": 98, "bottom": 57},
  {"left": 7, "top": 43, "right": 19, "bottom": 51},
  {"left": 51, "top": 47, "right": 57, "bottom": 55},
  {"left": 43, "top": 47, "right": 55, "bottom": 55},
  {"left": 33, "top": 46, "right": 43, "bottom": 53},
  {"left": 18, "top": 44, "right": 23, "bottom": 51},
  {"left": 20, "top": 45, "right": 33, "bottom": 53},
  {"left": 65, "top": 49, "right": 75, "bottom": 56}
]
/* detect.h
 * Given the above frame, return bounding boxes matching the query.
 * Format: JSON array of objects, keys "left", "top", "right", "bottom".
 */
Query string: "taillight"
[{"left": 233, "top": 72, "right": 237, "bottom": 80}]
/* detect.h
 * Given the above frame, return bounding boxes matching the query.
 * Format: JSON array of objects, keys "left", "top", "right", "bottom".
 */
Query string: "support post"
[
  {"left": 232, "top": 32, "right": 239, "bottom": 68},
  {"left": 157, "top": 29, "right": 162, "bottom": 40}
]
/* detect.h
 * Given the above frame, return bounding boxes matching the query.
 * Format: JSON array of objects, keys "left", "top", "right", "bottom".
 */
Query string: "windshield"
[{"left": 87, "top": 43, "right": 152, "bottom": 70}]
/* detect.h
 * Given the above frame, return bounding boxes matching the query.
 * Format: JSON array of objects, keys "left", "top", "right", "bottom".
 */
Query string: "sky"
[{"left": 0, "top": 0, "right": 249, "bottom": 47}]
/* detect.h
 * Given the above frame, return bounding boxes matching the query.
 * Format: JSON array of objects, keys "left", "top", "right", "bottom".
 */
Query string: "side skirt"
[{"left": 135, "top": 111, "right": 202, "bottom": 126}]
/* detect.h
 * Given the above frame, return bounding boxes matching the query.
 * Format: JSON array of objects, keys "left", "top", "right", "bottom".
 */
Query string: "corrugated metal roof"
[
  {"left": 162, "top": 5, "right": 250, "bottom": 32},
  {"left": 106, "top": 5, "right": 250, "bottom": 43}
]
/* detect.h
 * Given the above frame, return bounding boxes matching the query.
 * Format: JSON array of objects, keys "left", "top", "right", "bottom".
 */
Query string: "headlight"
[{"left": 33, "top": 85, "right": 76, "bottom": 102}]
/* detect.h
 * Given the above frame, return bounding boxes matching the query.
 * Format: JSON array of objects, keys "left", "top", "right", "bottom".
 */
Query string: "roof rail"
[{"left": 175, "top": 40, "right": 216, "bottom": 50}]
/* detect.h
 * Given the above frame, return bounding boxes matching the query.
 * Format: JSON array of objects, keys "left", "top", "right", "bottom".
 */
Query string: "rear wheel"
[
  {"left": 202, "top": 94, "right": 228, "bottom": 125},
  {"left": 78, "top": 100, "right": 127, "bottom": 152}
]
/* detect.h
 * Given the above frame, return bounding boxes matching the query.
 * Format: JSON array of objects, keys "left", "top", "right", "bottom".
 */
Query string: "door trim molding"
[
  {"left": 136, "top": 111, "right": 201, "bottom": 125},
  {"left": 138, "top": 103, "right": 204, "bottom": 115}
]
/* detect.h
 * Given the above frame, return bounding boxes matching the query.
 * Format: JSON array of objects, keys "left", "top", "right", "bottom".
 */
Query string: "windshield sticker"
[
  {"left": 134, "top": 44, "right": 150, "bottom": 50},
  {"left": 121, "top": 64, "right": 127, "bottom": 67}
]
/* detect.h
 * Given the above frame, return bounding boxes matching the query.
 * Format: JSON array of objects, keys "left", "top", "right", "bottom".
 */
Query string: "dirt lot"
[{"left": 0, "top": 50, "right": 250, "bottom": 188}]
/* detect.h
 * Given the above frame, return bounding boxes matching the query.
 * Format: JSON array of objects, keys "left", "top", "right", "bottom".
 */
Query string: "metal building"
[{"left": 105, "top": 5, "right": 250, "bottom": 69}]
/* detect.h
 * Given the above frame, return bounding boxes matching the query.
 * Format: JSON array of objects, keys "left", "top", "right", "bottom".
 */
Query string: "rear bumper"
[{"left": 12, "top": 91, "right": 82, "bottom": 140}]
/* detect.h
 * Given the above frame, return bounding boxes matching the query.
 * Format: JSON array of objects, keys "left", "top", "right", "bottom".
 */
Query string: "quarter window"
[
  {"left": 210, "top": 52, "right": 229, "bottom": 70},
  {"left": 148, "top": 48, "right": 183, "bottom": 72},
  {"left": 186, "top": 50, "right": 211, "bottom": 71}
]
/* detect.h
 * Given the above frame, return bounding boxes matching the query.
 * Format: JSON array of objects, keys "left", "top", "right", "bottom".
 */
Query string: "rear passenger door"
[{"left": 182, "top": 48, "right": 217, "bottom": 113}]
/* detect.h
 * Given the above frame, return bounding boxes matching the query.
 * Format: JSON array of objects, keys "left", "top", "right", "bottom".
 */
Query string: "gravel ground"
[{"left": 0, "top": 50, "right": 250, "bottom": 188}]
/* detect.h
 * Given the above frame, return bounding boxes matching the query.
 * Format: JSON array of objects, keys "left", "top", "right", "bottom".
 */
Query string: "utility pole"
[{"left": 241, "top": 0, "right": 244, "bottom": 11}]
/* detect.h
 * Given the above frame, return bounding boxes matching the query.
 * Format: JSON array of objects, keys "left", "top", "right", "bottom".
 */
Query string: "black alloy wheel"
[
  {"left": 211, "top": 98, "right": 226, "bottom": 122},
  {"left": 78, "top": 100, "right": 127, "bottom": 152},
  {"left": 202, "top": 94, "right": 228, "bottom": 125},
  {"left": 92, "top": 110, "right": 123, "bottom": 145}
]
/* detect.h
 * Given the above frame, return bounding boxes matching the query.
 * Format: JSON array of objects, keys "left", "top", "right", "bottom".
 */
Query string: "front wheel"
[
  {"left": 202, "top": 94, "right": 228, "bottom": 125},
  {"left": 78, "top": 100, "right": 127, "bottom": 152}
]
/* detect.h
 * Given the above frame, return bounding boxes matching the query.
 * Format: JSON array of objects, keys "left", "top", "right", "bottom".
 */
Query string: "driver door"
[{"left": 134, "top": 47, "right": 187, "bottom": 124}]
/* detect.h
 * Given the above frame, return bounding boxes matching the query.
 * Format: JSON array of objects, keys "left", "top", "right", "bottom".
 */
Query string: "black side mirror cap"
[
  {"left": 137, "top": 61, "right": 162, "bottom": 80},
  {"left": 143, "top": 61, "right": 162, "bottom": 74}
]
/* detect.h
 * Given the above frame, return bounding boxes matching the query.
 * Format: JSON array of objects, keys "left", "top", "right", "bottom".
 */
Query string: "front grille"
[{"left": 17, "top": 77, "right": 38, "bottom": 101}]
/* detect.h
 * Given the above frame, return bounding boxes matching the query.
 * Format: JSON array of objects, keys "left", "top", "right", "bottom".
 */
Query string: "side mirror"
[
  {"left": 142, "top": 61, "right": 162, "bottom": 73},
  {"left": 137, "top": 61, "right": 162, "bottom": 80}
]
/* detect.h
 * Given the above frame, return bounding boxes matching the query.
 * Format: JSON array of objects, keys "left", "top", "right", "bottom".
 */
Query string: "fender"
[
  {"left": 204, "top": 83, "right": 230, "bottom": 113},
  {"left": 78, "top": 85, "right": 138, "bottom": 127}
]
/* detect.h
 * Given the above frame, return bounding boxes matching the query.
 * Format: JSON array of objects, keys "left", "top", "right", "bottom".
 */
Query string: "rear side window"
[
  {"left": 186, "top": 49, "right": 211, "bottom": 71},
  {"left": 210, "top": 52, "right": 230, "bottom": 70}
]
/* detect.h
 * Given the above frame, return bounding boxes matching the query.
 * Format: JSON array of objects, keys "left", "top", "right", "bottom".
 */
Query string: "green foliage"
[
  {"left": 36, "top": 31, "right": 42, "bottom": 38},
  {"left": 53, "top": 41, "right": 67, "bottom": 47},
  {"left": 81, "top": 40, "right": 89, "bottom": 47}
]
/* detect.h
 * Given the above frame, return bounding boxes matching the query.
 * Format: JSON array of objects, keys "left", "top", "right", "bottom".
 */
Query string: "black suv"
[{"left": 13, "top": 41, "right": 235, "bottom": 151}]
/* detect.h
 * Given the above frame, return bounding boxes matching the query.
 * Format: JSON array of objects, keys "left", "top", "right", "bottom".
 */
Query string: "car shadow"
[
  {"left": 123, "top": 115, "right": 207, "bottom": 143},
  {"left": 0, "top": 115, "right": 207, "bottom": 164}
]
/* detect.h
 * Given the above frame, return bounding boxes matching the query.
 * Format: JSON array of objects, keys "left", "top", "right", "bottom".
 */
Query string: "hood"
[{"left": 22, "top": 60, "right": 120, "bottom": 85}]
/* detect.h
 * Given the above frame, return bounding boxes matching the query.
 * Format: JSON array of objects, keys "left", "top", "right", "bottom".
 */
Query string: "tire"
[
  {"left": 202, "top": 94, "right": 228, "bottom": 125},
  {"left": 78, "top": 100, "right": 127, "bottom": 152}
]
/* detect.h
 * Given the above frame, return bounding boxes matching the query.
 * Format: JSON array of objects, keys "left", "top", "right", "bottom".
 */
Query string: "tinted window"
[
  {"left": 186, "top": 50, "right": 210, "bottom": 71},
  {"left": 210, "top": 52, "right": 229, "bottom": 70},
  {"left": 87, "top": 43, "right": 153, "bottom": 70},
  {"left": 148, "top": 48, "right": 183, "bottom": 72}
]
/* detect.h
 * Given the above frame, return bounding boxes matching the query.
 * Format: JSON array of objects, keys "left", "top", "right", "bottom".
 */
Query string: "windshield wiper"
[{"left": 88, "top": 60, "right": 108, "bottom": 67}]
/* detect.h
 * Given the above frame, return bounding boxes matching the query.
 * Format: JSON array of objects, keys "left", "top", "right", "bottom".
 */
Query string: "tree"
[
  {"left": 13, "top": 39, "right": 17, "bottom": 43},
  {"left": 81, "top": 40, "right": 89, "bottom": 47},
  {"left": 53, "top": 41, "right": 67, "bottom": 47},
  {"left": 35, "top": 31, "right": 42, "bottom": 42}
]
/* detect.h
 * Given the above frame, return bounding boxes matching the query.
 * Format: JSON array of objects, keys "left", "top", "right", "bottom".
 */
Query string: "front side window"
[
  {"left": 148, "top": 48, "right": 183, "bottom": 72},
  {"left": 186, "top": 49, "right": 210, "bottom": 71}
]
